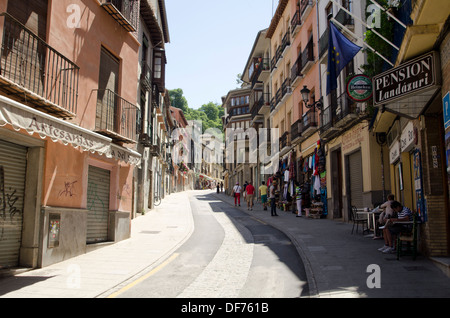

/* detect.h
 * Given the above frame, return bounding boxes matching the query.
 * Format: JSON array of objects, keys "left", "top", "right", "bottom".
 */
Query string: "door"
[
  {"left": 331, "top": 148, "right": 343, "bottom": 218},
  {"left": 3, "top": 0, "right": 48, "bottom": 94},
  {"left": 0, "top": 140, "right": 27, "bottom": 269},
  {"left": 97, "top": 47, "right": 120, "bottom": 132},
  {"left": 86, "top": 166, "right": 111, "bottom": 243}
]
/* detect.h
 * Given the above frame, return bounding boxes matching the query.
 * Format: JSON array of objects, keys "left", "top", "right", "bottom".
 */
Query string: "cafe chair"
[
  {"left": 397, "top": 213, "right": 419, "bottom": 260},
  {"left": 351, "top": 206, "right": 369, "bottom": 235}
]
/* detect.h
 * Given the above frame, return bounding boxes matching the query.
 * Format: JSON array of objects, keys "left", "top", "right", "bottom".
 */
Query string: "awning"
[{"left": 0, "top": 95, "right": 141, "bottom": 166}]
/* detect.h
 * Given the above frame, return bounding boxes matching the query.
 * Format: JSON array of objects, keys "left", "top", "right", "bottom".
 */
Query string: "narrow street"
[{"left": 107, "top": 191, "right": 308, "bottom": 298}]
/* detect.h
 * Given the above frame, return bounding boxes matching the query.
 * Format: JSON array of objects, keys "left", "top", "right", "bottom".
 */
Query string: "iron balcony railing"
[
  {"left": 0, "top": 13, "right": 79, "bottom": 118},
  {"left": 281, "top": 27, "right": 291, "bottom": 52},
  {"left": 300, "top": 0, "right": 313, "bottom": 17},
  {"left": 95, "top": 89, "right": 139, "bottom": 143},
  {"left": 251, "top": 57, "right": 270, "bottom": 87},
  {"left": 319, "top": 27, "right": 329, "bottom": 58},
  {"left": 301, "top": 37, "right": 314, "bottom": 71},
  {"left": 279, "top": 131, "right": 290, "bottom": 151},
  {"left": 335, "top": 92, "right": 357, "bottom": 122},
  {"left": 302, "top": 108, "right": 318, "bottom": 132},
  {"left": 100, "top": 0, "right": 139, "bottom": 32},
  {"left": 291, "top": 8, "right": 302, "bottom": 33},
  {"left": 335, "top": 8, "right": 354, "bottom": 27},
  {"left": 291, "top": 52, "right": 303, "bottom": 83},
  {"left": 291, "top": 118, "right": 303, "bottom": 142},
  {"left": 140, "top": 60, "right": 152, "bottom": 91}
]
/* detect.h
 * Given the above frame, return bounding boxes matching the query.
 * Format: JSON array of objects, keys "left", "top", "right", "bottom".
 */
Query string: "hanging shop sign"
[
  {"left": 373, "top": 51, "right": 441, "bottom": 118},
  {"left": 389, "top": 140, "right": 400, "bottom": 164},
  {"left": 400, "top": 122, "right": 415, "bottom": 152},
  {"left": 346, "top": 74, "right": 373, "bottom": 102}
]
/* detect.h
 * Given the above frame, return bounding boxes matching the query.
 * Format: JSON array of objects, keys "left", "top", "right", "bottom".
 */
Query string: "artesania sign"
[
  {"left": 347, "top": 74, "right": 373, "bottom": 102},
  {"left": 373, "top": 52, "right": 438, "bottom": 106}
]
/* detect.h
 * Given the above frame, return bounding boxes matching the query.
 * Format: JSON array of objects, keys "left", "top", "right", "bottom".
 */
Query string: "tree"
[
  {"left": 168, "top": 89, "right": 224, "bottom": 135},
  {"left": 199, "top": 102, "right": 219, "bottom": 121},
  {"left": 169, "top": 88, "right": 189, "bottom": 113}
]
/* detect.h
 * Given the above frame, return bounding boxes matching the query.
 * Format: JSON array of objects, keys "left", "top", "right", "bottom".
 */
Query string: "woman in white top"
[{"left": 233, "top": 182, "right": 242, "bottom": 206}]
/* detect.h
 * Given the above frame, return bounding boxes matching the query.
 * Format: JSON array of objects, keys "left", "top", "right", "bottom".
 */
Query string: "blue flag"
[{"left": 326, "top": 22, "right": 362, "bottom": 95}]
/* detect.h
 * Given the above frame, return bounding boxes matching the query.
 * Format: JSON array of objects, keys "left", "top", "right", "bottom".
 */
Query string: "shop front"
[
  {"left": 373, "top": 50, "right": 449, "bottom": 256},
  {"left": 0, "top": 95, "right": 141, "bottom": 269}
]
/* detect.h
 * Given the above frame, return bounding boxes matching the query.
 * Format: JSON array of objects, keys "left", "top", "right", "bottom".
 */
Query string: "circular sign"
[{"left": 346, "top": 74, "right": 373, "bottom": 102}]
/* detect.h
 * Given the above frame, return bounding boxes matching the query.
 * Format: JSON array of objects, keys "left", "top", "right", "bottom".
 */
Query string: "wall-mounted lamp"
[{"left": 300, "top": 86, "right": 323, "bottom": 111}]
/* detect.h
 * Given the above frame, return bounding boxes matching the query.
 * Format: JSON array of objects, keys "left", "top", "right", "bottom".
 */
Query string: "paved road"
[{"left": 108, "top": 191, "right": 308, "bottom": 298}]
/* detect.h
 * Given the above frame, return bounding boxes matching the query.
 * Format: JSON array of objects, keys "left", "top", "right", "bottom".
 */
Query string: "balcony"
[
  {"left": 302, "top": 108, "right": 318, "bottom": 138},
  {"left": 281, "top": 28, "right": 291, "bottom": 55},
  {"left": 319, "top": 106, "right": 341, "bottom": 140},
  {"left": 334, "top": 92, "right": 358, "bottom": 128},
  {"left": 291, "top": 119, "right": 305, "bottom": 145},
  {"left": 0, "top": 13, "right": 79, "bottom": 119},
  {"left": 300, "top": 0, "right": 314, "bottom": 19},
  {"left": 250, "top": 57, "right": 270, "bottom": 87},
  {"left": 319, "top": 27, "right": 329, "bottom": 60},
  {"left": 140, "top": 60, "right": 152, "bottom": 91},
  {"left": 258, "top": 92, "right": 271, "bottom": 115},
  {"left": 291, "top": 8, "right": 302, "bottom": 37},
  {"left": 291, "top": 53, "right": 303, "bottom": 87},
  {"left": 335, "top": 8, "right": 354, "bottom": 28},
  {"left": 271, "top": 44, "right": 283, "bottom": 72},
  {"left": 149, "top": 135, "right": 161, "bottom": 157},
  {"left": 100, "top": 0, "right": 139, "bottom": 32},
  {"left": 319, "top": 92, "right": 360, "bottom": 141},
  {"left": 280, "top": 78, "right": 292, "bottom": 104},
  {"left": 301, "top": 37, "right": 314, "bottom": 74},
  {"left": 256, "top": 58, "right": 271, "bottom": 82},
  {"left": 279, "top": 131, "right": 291, "bottom": 155},
  {"left": 95, "top": 89, "right": 139, "bottom": 143}
]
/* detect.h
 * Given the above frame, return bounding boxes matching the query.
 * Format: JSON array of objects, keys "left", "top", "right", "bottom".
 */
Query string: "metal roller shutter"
[
  {"left": 348, "top": 150, "right": 363, "bottom": 208},
  {"left": 0, "top": 139, "right": 27, "bottom": 269},
  {"left": 86, "top": 166, "right": 110, "bottom": 243}
]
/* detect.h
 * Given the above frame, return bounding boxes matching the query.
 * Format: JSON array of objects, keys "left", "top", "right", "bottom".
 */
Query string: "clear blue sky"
[{"left": 165, "top": 0, "right": 274, "bottom": 109}]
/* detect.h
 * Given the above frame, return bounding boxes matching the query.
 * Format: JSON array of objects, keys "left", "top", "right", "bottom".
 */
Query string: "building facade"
[
  {"left": 0, "top": 0, "right": 143, "bottom": 269},
  {"left": 371, "top": 0, "right": 450, "bottom": 257}
]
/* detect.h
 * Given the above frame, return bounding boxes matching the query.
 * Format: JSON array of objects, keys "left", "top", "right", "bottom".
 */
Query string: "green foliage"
[
  {"left": 362, "top": 0, "right": 394, "bottom": 78},
  {"left": 169, "top": 88, "right": 189, "bottom": 113},
  {"left": 168, "top": 89, "right": 224, "bottom": 137}
]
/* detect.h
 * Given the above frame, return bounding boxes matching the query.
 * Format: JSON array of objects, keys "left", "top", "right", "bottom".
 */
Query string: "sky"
[{"left": 164, "top": 0, "right": 275, "bottom": 109}]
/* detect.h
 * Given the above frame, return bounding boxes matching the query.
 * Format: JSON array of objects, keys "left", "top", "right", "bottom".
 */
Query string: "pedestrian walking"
[
  {"left": 269, "top": 181, "right": 278, "bottom": 216},
  {"left": 233, "top": 182, "right": 242, "bottom": 206},
  {"left": 243, "top": 181, "right": 248, "bottom": 200},
  {"left": 220, "top": 182, "right": 223, "bottom": 193},
  {"left": 246, "top": 181, "right": 255, "bottom": 210},
  {"left": 217, "top": 183, "right": 220, "bottom": 193},
  {"left": 259, "top": 181, "right": 268, "bottom": 210},
  {"left": 295, "top": 181, "right": 302, "bottom": 217}
]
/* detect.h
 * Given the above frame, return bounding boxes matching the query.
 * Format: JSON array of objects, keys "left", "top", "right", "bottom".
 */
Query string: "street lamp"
[{"left": 300, "top": 85, "right": 323, "bottom": 110}]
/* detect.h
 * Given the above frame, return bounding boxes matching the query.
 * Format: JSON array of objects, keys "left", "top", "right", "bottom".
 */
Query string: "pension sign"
[{"left": 373, "top": 52, "right": 437, "bottom": 106}]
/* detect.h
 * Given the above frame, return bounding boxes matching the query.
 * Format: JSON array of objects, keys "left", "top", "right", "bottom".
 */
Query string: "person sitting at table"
[
  {"left": 378, "top": 201, "right": 413, "bottom": 254},
  {"left": 379, "top": 194, "right": 395, "bottom": 225}
]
